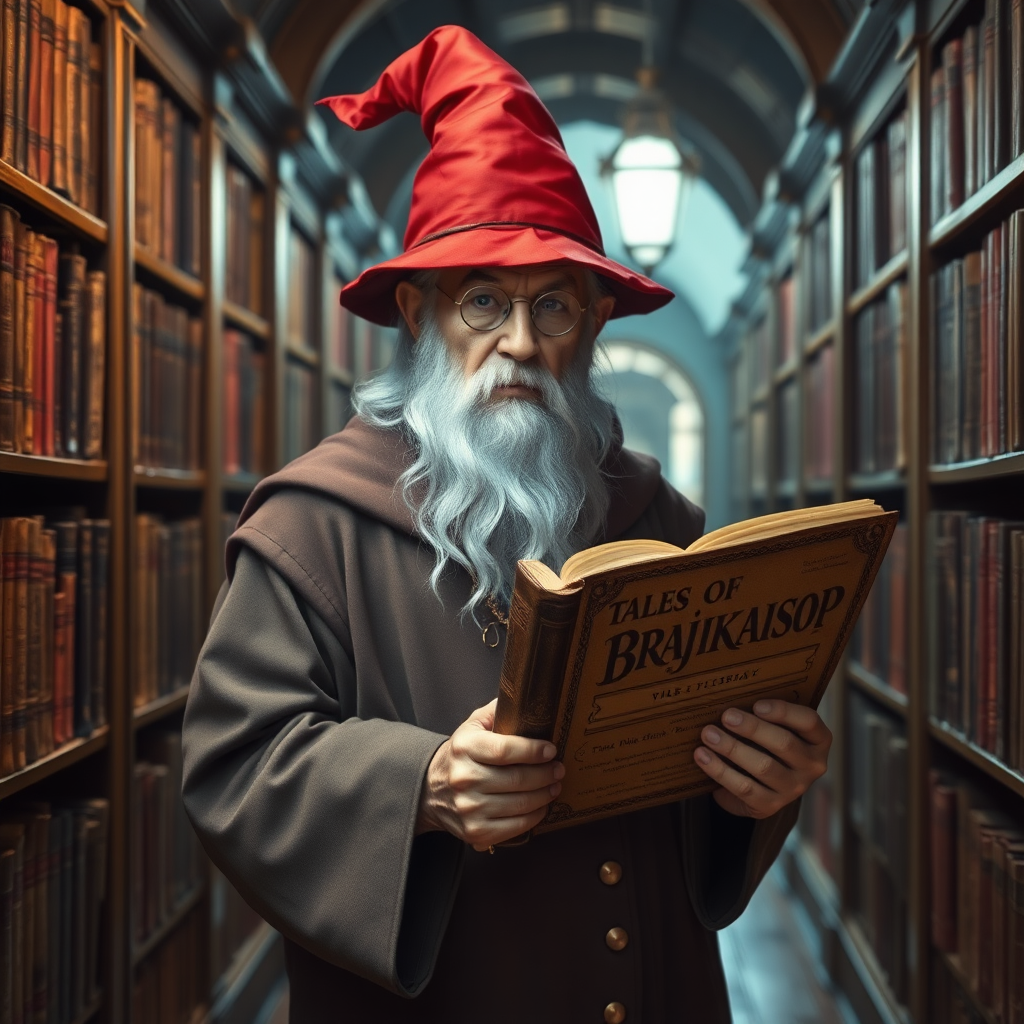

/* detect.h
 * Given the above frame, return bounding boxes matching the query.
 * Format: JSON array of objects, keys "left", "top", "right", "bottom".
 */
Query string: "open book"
[{"left": 493, "top": 499, "right": 897, "bottom": 833}]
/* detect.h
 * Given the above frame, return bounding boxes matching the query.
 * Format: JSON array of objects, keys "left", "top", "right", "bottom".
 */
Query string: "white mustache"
[{"left": 466, "top": 357, "right": 558, "bottom": 404}]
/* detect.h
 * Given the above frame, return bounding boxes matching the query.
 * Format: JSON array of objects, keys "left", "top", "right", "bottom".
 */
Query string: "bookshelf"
[
  {"left": 731, "top": 2, "right": 1024, "bottom": 1022},
  {"left": 0, "top": 0, "right": 355, "bottom": 1020}
]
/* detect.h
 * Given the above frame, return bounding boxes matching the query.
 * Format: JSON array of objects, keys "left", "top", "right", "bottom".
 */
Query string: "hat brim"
[{"left": 338, "top": 226, "right": 674, "bottom": 326}]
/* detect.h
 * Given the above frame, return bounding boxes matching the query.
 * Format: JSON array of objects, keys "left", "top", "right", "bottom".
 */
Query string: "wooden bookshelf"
[
  {"left": 132, "top": 686, "right": 191, "bottom": 729},
  {"left": 133, "top": 243, "right": 205, "bottom": 302},
  {"left": 132, "top": 883, "right": 206, "bottom": 966},
  {"left": 0, "top": 727, "right": 110, "bottom": 801},
  {"left": 223, "top": 299, "right": 271, "bottom": 341},
  {"left": 847, "top": 662, "right": 909, "bottom": 716},
  {"left": 927, "top": 450, "right": 1024, "bottom": 483},
  {"left": 0, "top": 451, "right": 109, "bottom": 480},
  {"left": 0, "top": 157, "right": 108, "bottom": 241},
  {"left": 847, "top": 250, "right": 909, "bottom": 315}
]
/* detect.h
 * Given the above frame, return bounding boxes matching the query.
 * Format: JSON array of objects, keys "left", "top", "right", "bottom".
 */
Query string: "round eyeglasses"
[{"left": 436, "top": 284, "right": 588, "bottom": 337}]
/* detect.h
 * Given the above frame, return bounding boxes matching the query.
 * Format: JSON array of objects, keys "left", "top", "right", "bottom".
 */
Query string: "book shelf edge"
[
  {"left": 133, "top": 686, "right": 191, "bottom": 729},
  {"left": 223, "top": 300, "right": 271, "bottom": 341},
  {"left": 927, "top": 451, "right": 1024, "bottom": 484},
  {"left": 847, "top": 251, "right": 908, "bottom": 316},
  {"left": 928, "top": 720, "right": 1024, "bottom": 800},
  {"left": 133, "top": 244, "right": 205, "bottom": 302},
  {"left": 0, "top": 726, "right": 111, "bottom": 802},
  {"left": 132, "top": 882, "right": 207, "bottom": 966},
  {"left": 0, "top": 451, "right": 108, "bottom": 480},
  {"left": 0, "top": 160, "right": 109, "bottom": 242},
  {"left": 847, "top": 663, "right": 910, "bottom": 715},
  {"left": 928, "top": 152, "right": 1024, "bottom": 251}
]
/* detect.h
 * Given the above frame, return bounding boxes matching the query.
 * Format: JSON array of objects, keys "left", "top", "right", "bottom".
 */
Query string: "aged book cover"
[
  {"left": 50, "top": 0, "right": 68, "bottom": 194},
  {"left": 495, "top": 500, "right": 897, "bottom": 833},
  {"left": 1, "top": 0, "right": 16, "bottom": 165},
  {"left": 0, "top": 204, "right": 16, "bottom": 451}
]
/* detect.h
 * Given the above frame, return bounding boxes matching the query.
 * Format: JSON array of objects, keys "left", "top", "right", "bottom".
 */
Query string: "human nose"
[{"left": 494, "top": 298, "right": 541, "bottom": 361}]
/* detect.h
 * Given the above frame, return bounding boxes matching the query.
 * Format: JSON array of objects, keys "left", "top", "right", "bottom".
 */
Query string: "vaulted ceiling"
[{"left": 226, "top": 0, "right": 861, "bottom": 228}]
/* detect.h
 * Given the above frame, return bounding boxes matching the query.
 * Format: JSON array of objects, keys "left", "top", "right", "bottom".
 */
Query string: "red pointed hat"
[{"left": 316, "top": 25, "right": 674, "bottom": 326}]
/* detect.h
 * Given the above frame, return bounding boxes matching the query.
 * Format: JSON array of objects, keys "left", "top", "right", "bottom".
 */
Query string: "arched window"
[{"left": 597, "top": 342, "right": 705, "bottom": 510}]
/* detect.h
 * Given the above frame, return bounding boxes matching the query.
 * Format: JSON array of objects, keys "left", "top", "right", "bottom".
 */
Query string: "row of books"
[
  {"left": 1, "top": 514, "right": 108, "bottom": 778},
  {"left": 849, "top": 693, "right": 910, "bottom": 1003},
  {"left": 931, "top": 212, "right": 1024, "bottom": 465},
  {"left": 805, "top": 343, "right": 835, "bottom": 482},
  {"left": 133, "top": 731, "right": 203, "bottom": 946},
  {"left": 850, "top": 522, "right": 909, "bottom": 695},
  {"left": 133, "top": 515, "right": 203, "bottom": 710},
  {"left": 931, "top": 2, "right": 1024, "bottom": 224},
  {"left": 853, "top": 281, "right": 907, "bottom": 474},
  {"left": 283, "top": 361, "right": 318, "bottom": 465},
  {"left": 131, "top": 284, "right": 203, "bottom": 472},
  {"left": 855, "top": 108, "right": 907, "bottom": 287},
  {"left": 0, "top": 206, "right": 106, "bottom": 458},
  {"left": 133, "top": 77, "right": 202, "bottom": 276},
  {"left": 929, "top": 770, "right": 1024, "bottom": 1024},
  {"left": 0, "top": 798, "right": 109, "bottom": 1024},
  {"left": 287, "top": 228, "right": 317, "bottom": 353},
  {"left": 132, "top": 904, "right": 205, "bottom": 1024},
  {"left": 222, "top": 329, "right": 266, "bottom": 476},
  {"left": 0, "top": 0, "right": 102, "bottom": 215},
  {"left": 225, "top": 164, "right": 265, "bottom": 316},
  {"left": 928, "top": 511, "right": 1024, "bottom": 766},
  {"left": 776, "top": 275, "right": 796, "bottom": 367},
  {"left": 806, "top": 211, "right": 833, "bottom": 335}
]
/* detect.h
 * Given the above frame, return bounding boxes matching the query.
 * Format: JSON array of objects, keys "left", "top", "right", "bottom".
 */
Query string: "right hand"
[{"left": 416, "top": 698, "right": 565, "bottom": 851}]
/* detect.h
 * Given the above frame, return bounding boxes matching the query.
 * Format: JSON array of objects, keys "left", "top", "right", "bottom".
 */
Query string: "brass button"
[
  {"left": 605, "top": 927, "right": 629, "bottom": 951},
  {"left": 599, "top": 860, "right": 622, "bottom": 886},
  {"left": 604, "top": 1002, "right": 627, "bottom": 1023}
]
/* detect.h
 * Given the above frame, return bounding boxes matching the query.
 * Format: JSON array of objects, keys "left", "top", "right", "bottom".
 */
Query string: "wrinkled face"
[{"left": 395, "top": 264, "right": 616, "bottom": 403}]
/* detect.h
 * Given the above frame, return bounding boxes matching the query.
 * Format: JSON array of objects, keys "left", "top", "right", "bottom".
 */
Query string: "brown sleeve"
[
  {"left": 679, "top": 793, "right": 800, "bottom": 930},
  {"left": 181, "top": 547, "right": 463, "bottom": 996}
]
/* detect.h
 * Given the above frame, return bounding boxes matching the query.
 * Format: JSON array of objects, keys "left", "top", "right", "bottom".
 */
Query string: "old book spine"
[
  {"left": 49, "top": 0, "right": 66, "bottom": 193},
  {"left": 69, "top": 813, "right": 86, "bottom": 1016},
  {"left": 51, "top": 589, "right": 64, "bottom": 750},
  {"left": 1009, "top": 855, "right": 1024, "bottom": 1024},
  {"left": 40, "top": 237, "right": 55, "bottom": 456},
  {"left": 63, "top": 4, "right": 79, "bottom": 205},
  {"left": 0, "top": 848, "right": 13, "bottom": 1024},
  {"left": 14, "top": 0, "right": 29, "bottom": 172},
  {"left": 494, "top": 564, "right": 583, "bottom": 741},
  {"left": 160, "top": 98, "right": 176, "bottom": 265},
  {"left": 0, "top": 520, "right": 15, "bottom": 775},
  {"left": 12, "top": 218, "right": 27, "bottom": 452},
  {"left": 81, "top": 269, "right": 103, "bottom": 459},
  {"left": 22, "top": 229, "right": 38, "bottom": 455},
  {"left": 29, "top": 234, "right": 45, "bottom": 453},
  {"left": 27, "top": 812, "right": 48, "bottom": 1024},
  {"left": 50, "top": 310, "right": 61, "bottom": 456},
  {"left": 73, "top": 520, "right": 91, "bottom": 736},
  {"left": 0, "top": 205, "right": 16, "bottom": 451},
  {"left": 23, "top": 517, "right": 42, "bottom": 765},
  {"left": 930, "top": 771, "right": 959, "bottom": 951},
  {"left": 37, "top": 0, "right": 52, "bottom": 187},
  {"left": 187, "top": 317, "right": 201, "bottom": 470},
  {"left": 932, "top": 68, "right": 946, "bottom": 225},
  {"left": 945, "top": 39, "right": 965, "bottom": 212},
  {"left": 994, "top": 0, "right": 1009, "bottom": 173},
  {"left": 984, "top": 9, "right": 996, "bottom": 184},
  {"left": 38, "top": 529, "right": 54, "bottom": 757},
  {"left": 53, "top": 519, "right": 76, "bottom": 746},
  {"left": 1014, "top": 0, "right": 1024, "bottom": 158},
  {"left": 0, "top": 826, "right": 25, "bottom": 1024},
  {"left": 26, "top": 0, "right": 40, "bottom": 180},
  {"left": 189, "top": 127, "right": 201, "bottom": 276},
  {"left": 42, "top": 815, "right": 60, "bottom": 1024},
  {"left": 89, "top": 520, "right": 107, "bottom": 728},
  {"left": 133, "top": 81, "right": 151, "bottom": 249},
  {"left": 12, "top": 517, "right": 29, "bottom": 770},
  {"left": 965, "top": 25, "right": 979, "bottom": 197},
  {"left": 85, "top": 41, "right": 99, "bottom": 216},
  {"left": 1, "top": 0, "right": 16, "bottom": 164},
  {"left": 130, "top": 283, "right": 141, "bottom": 465},
  {"left": 57, "top": 251, "right": 82, "bottom": 457}
]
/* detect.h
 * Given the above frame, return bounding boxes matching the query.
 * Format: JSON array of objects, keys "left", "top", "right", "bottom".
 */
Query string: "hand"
[
  {"left": 417, "top": 698, "right": 565, "bottom": 851},
  {"left": 692, "top": 700, "right": 831, "bottom": 819}
]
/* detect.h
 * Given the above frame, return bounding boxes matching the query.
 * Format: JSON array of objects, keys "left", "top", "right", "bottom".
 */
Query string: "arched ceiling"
[{"left": 228, "top": 0, "right": 861, "bottom": 228}]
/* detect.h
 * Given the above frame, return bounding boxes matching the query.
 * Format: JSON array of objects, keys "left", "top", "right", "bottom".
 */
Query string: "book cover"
[
  {"left": 73, "top": 519, "right": 91, "bottom": 737},
  {"left": 50, "top": 0, "right": 67, "bottom": 194},
  {"left": 56, "top": 251, "right": 83, "bottom": 457},
  {"left": 15, "top": 0, "right": 30, "bottom": 173},
  {"left": 1, "top": 0, "right": 16, "bottom": 164},
  {"left": 81, "top": 269, "right": 104, "bottom": 459},
  {"left": 26, "top": 0, "right": 41, "bottom": 180},
  {"left": 0, "top": 204, "right": 16, "bottom": 451},
  {"left": 12, "top": 219, "right": 27, "bottom": 453},
  {"left": 38, "top": 0, "right": 53, "bottom": 187}
]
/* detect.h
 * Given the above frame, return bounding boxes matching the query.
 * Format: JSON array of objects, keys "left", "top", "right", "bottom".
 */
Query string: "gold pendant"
[{"left": 482, "top": 621, "right": 502, "bottom": 648}]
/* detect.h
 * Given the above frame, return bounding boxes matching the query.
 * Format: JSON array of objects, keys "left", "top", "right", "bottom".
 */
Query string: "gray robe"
[{"left": 181, "top": 417, "right": 798, "bottom": 1023}]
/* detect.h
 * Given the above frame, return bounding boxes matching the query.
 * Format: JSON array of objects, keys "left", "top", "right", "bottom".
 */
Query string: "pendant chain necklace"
[{"left": 482, "top": 593, "right": 508, "bottom": 648}]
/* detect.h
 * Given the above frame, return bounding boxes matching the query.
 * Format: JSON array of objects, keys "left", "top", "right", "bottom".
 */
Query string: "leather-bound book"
[
  {"left": 9, "top": 517, "right": 29, "bottom": 771},
  {"left": 72, "top": 520, "right": 91, "bottom": 737},
  {"left": 0, "top": 824, "right": 25, "bottom": 1024},
  {"left": 22, "top": 229, "right": 39, "bottom": 455},
  {"left": 931, "top": 67, "right": 946, "bottom": 224},
  {"left": 51, "top": 519, "right": 76, "bottom": 747},
  {"left": 993, "top": 0, "right": 1009, "bottom": 174},
  {"left": 56, "top": 251, "right": 83, "bottom": 457},
  {"left": 494, "top": 501, "right": 897, "bottom": 834},
  {"left": 30, "top": 234, "right": 46, "bottom": 453},
  {"left": 0, "top": 205, "right": 17, "bottom": 451},
  {"left": 24, "top": 516, "right": 42, "bottom": 765},
  {"left": 965, "top": 25, "right": 979, "bottom": 197},
  {"left": 50, "top": 0, "right": 67, "bottom": 194},
  {"left": 12, "top": 219, "right": 27, "bottom": 453},
  {"left": 37, "top": 0, "right": 53, "bottom": 186},
  {"left": 63, "top": 3, "right": 80, "bottom": 205},
  {"left": 930, "top": 770, "right": 959, "bottom": 951},
  {"left": 0, "top": 847, "right": 13, "bottom": 1024},
  {"left": 39, "top": 528, "right": 54, "bottom": 756},
  {"left": 86, "top": 41, "right": 99, "bottom": 215},
  {"left": 40, "top": 237, "right": 55, "bottom": 456},
  {"left": 14, "top": 0, "right": 29, "bottom": 173},
  {"left": 222, "top": 329, "right": 239, "bottom": 475},
  {"left": 160, "top": 98, "right": 178, "bottom": 265},
  {"left": 51, "top": 310, "right": 62, "bottom": 456},
  {"left": 186, "top": 317, "right": 201, "bottom": 470},
  {"left": 1013, "top": 0, "right": 1024, "bottom": 159},
  {"left": 51, "top": 588, "right": 66, "bottom": 748},
  {"left": 26, "top": 0, "right": 41, "bottom": 180},
  {"left": 69, "top": 811, "right": 87, "bottom": 1016},
  {"left": 134, "top": 80, "right": 159, "bottom": 250},
  {"left": 130, "top": 283, "right": 142, "bottom": 465},
  {"left": 89, "top": 520, "right": 107, "bottom": 728},
  {"left": 1, "top": 0, "right": 16, "bottom": 164},
  {"left": 42, "top": 813, "right": 61, "bottom": 1022},
  {"left": 0, "top": 521, "right": 15, "bottom": 775},
  {"left": 81, "top": 269, "right": 103, "bottom": 459},
  {"left": 944, "top": 38, "right": 965, "bottom": 212}
]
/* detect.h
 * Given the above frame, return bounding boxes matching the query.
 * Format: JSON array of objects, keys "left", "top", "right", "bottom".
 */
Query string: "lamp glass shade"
[{"left": 609, "top": 134, "right": 693, "bottom": 270}]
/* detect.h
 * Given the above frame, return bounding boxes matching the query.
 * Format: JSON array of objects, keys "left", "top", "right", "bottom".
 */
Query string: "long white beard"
[{"left": 353, "top": 312, "right": 615, "bottom": 620}]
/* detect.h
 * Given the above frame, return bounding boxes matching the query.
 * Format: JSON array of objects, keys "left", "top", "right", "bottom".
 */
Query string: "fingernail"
[
  {"left": 695, "top": 748, "right": 712, "bottom": 766},
  {"left": 754, "top": 700, "right": 774, "bottom": 715},
  {"left": 705, "top": 726, "right": 722, "bottom": 745},
  {"left": 549, "top": 782, "right": 562, "bottom": 796},
  {"left": 542, "top": 744, "right": 556, "bottom": 759},
  {"left": 553, "top": 763, "right": 566, "bottom": 780},
  {"left": 722, "top": 709, "right": 743, "bottom": 727}
]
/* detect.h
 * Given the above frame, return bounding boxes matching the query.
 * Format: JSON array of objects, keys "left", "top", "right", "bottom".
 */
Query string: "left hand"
[{"left": 692, "top": 699, "right": 832, "bottom": 819}]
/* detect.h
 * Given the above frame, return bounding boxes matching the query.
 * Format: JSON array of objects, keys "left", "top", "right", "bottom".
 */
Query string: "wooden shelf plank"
[
  {"left": 0, "top": 726, "right": 109, "bottom": 802},
  {"left": 847, "top": 662, "right": 909, "bottom": 716},
  {"left": 0, "top": 159, "right": 108, "bottom": 242},
  {"left": 134, "top": 244, "right": 205, "bottom": 301},
  {"left": 223, "top": 300, "right": 271, "bottom": 341},
  {"left": 929, "top": 151, "right": 1024, "bottom": 250},
  {"left": 0, "top": 450, "right": 108, "bottom": 480},
  {"left": 929, "top": 720, "right": 1024, "bottom": 801},
  {"left": 133, "top": 466, "right": 207, "bottom": 489},
  {"left": 847, "top": 251, "right": 908, "bottom": 316},
  {"left": 847, "top": 469, "right": 906, "bottom": 493},
  {"left": 842, "top": 918, "right": 911, "bottom": 1024},
  {"left": 928, "top": 451, "right": 1024, "bottom": 484},
  {"left": 790, "top": 835, "right": 840, "bottom": 914},
  {"left": 773, "top": 358, "right": 799, "bottom": 385},
  {"left": 222, "top": 471, "right": 263, "bottom": 495},
  {"left": 133, "top": 686, "right": 190, "bottom": 729},
  {"left": 133, "top": 883, "right": 206, "bottom": 966},
  {"left": 285, "top": 342, "right": 320, "bottom": 368},
  {"left": 328, "top": 366, "right": 354, "bottom": 387},
  {"left": 804, "top": 321, "right": 836, "bottom": 356}
]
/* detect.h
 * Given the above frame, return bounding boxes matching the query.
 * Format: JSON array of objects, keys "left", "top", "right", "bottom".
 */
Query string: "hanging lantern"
[{"left": 601, "top": 68, "right": 700, "bottom": 275}]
